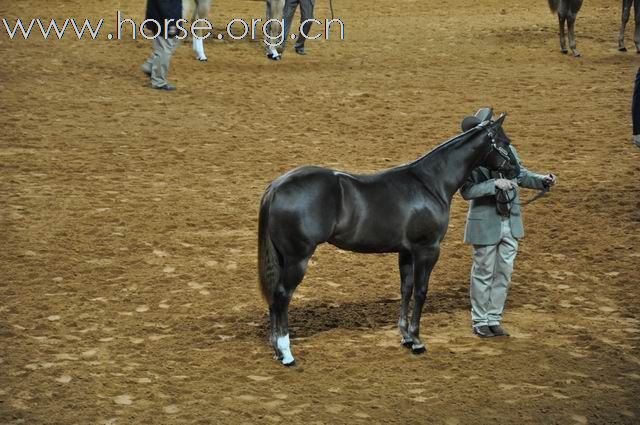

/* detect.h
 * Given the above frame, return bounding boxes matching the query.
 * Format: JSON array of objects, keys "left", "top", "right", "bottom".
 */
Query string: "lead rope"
[
  {"left": 329, "top": 0, "right": 335, "bottom": 20},
  {"left": 517, "top": 186, "right": 550, "bottom": 206},
  {"left": 496, "top": 172, "right": 550, "bottom": 207}
]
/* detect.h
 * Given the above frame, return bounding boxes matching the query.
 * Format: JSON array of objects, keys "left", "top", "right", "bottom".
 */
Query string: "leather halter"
[{"left": 479, "top": 121, "right": 513, "bottom": 174}]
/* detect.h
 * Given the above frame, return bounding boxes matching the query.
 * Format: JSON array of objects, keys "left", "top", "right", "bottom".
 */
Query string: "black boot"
[
  {"left": 473, "top": 325, "right": 495, "bottom": 338},
  {"left": 489, "top": 325, "right": 510, "bottom": 337}
]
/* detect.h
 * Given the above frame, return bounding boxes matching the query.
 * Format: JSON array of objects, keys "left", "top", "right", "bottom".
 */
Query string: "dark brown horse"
[
  {"left": 258, "top": 110, "right": 520, "bottom": 366},
  {"left": 549, "top": 0, "right": 584, "bottom": 57}
]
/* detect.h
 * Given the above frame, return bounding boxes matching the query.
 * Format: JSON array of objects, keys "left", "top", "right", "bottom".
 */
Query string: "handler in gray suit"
[{"left": 460, "top": 109, "right": 557, "bottom": 338}]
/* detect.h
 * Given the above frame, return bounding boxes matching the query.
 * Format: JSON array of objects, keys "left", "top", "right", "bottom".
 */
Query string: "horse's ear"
[
  {"left": 461, "top": 116, "right": 481, "bottom": 132},
  {"left": 474, "top": 107, "right": 493, "bottom": 122},
  {"left": 493, "top": 112, "right": 507, "bottom": 129}
]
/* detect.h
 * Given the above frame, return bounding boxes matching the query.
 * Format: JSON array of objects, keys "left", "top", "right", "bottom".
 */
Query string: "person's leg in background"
[
  {"left": 142, "top": 48, "right": 158, "bottom": 76},
  {"left": 295, "top": 0, "right": 316, "bottom": 54},
  {"left": 150, "top": 36, "right": 180, "bottom": 90},
  {"left": 632, "top": 67, "right": 640, "bottom": 147},
  {"left": 282, "top": 0, "right": 300, "bottom": 54}
]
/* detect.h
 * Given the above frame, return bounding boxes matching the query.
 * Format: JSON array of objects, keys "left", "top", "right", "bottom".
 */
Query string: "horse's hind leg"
[
  {"left": 619, "top": 0, "right": 633, "bottom": 51},
  {"left": 269, "top": 254, "right": 311, "bottom": 366},
  {"left": 557, "top": 15, "right": 568, "bottom": 54},
  {"left": 567, "top": 14, "right": 580, "bottom": 57},
  {"left": 397, "top": 251, "right": 414, "bottom": 348},
  {"left": 407, "top": 245, "right": 440, "bottom": 354}
]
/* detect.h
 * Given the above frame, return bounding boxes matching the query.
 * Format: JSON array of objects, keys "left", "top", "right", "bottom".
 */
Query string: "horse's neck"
[{"left": 412, "top": 132, "right": 488, "bottom": 201}]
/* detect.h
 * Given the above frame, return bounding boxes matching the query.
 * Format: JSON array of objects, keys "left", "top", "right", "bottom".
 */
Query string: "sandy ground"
[{"left": 1, "top": 0, "right": 639, "bottom": 423}]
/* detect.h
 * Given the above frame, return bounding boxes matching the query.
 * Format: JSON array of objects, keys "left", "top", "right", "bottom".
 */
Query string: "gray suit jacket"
[{"left": 460, "top": 147, "right": 547, "bottom": 245}]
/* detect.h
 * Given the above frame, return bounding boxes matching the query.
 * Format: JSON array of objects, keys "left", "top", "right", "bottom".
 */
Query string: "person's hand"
[
  {"left": 495, "top": 179, "right": 515, "bottom": 191},
  {"left": 543, "top": 173, "right": 557, "bottom": 187}
]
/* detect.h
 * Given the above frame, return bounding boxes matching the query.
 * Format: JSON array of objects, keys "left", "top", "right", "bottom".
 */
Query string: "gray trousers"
[
  {"left": 283, "top": 0, "right": 316, "bottom": 49},
  {"left": 470, "top": 217, "right": 518, "bottom": 327},
  {"left": 142, "top": 37, "right": 180, "bottom": 88}
]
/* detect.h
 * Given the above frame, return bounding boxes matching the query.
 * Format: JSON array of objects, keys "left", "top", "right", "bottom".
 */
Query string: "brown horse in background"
[{"left": 548, "top": 0, "right": 583, "bottom": 57}]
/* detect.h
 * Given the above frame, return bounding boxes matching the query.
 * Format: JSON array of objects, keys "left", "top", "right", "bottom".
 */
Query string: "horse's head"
[{"left": 461, "top": 109, "right": 520, "bottom": 179}]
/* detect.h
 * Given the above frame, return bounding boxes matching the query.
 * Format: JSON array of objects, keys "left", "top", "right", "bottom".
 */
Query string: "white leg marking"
[
  {"left": 193, "top": 38, "right": 207, "bottom": 61},
  {"left": 267, "top": 46, "right": 280, "bottom": 60},
  {"left": 276, "top": 334, "right": 295, "bottom": 365}
]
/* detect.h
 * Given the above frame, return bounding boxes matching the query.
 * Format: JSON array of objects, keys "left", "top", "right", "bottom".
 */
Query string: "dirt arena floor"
[{"left": 1, "top": 0, "right": 639, "bottom": 423}]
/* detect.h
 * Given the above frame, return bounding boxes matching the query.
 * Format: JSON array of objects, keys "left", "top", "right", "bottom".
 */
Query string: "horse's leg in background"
[
  {"left": 265, "top": 0, "right": 286, "bottom": 59},
  {"left": 558, "top": 14, "right": 568, "bottom": 54},
  {"left": 634, "top": 0, "right": 640, "bottom": 53},
  {"left": 270, "top": 253, "right": 312, "bottom": 366},
  {"left": 182, "top": 0, "right": 197, "bottom": 59},
  {"left": 397, "top": 251, "right": 415, "bottom": 348},
  {"left": 407, "top": 245, "right": 440, "bottom": 354},
  {"left": 619, "top": 0, "right": 633, "bottom": 51},
  {"left": 191, "top": 0, "right": 211, "bottom": 61},
  {"left": 566, "top": 8, "right": 581, "bottom": 57}
]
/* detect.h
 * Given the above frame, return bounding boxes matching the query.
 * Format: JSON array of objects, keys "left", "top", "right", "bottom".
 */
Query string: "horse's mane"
[{"left": 397, "top": 126, "right": 482, "bottom": 170}]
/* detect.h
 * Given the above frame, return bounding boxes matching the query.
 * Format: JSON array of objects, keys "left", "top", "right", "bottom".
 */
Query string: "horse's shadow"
[{"left": 253, "top": 287, "right": 481, "bottom": 340}]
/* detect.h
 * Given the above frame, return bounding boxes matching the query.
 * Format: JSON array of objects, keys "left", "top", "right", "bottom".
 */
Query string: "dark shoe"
[
  {"left": 153, "top": 84, "right": 176, "bottom": 91},
  {"left": 142, "top": 67, "right": 151, "bottom": 76},
  {"left": 489, "top": 325, "right": 510, "bottom": 337},
  {"left": 295, "top": 47, "right": 306, "bottom": 55},
  {"left": 473, "top": 325, "right": 495, "bottom": 338}
]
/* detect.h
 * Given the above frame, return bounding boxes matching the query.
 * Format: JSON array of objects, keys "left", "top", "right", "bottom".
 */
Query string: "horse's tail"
[
  {"left": 258, "top": 186, "right": 281, "bottom": 306},
  {"left": 548, "top": 0, "right": 559, "bottom": 13}
]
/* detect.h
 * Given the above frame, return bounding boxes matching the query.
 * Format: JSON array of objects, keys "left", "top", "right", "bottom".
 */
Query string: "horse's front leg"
[
  {"left": 408, "top": 245, "right": 440, "bottom": 354},
  {"left": 618, "top": 0, "right": 632, "bottom": 51},
  {"left": 634, "top": 0, "right": 640, "bottom": 53},
  {"left": 397, "top": 251, "right": 414, "bottom": 348}
]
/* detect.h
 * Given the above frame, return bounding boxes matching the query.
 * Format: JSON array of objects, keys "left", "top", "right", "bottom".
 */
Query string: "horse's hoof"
[
  {"left": 619, "top": 46, "right": 627, "bottom": 52},
  {"left": 401, "top": 340, "right": 413, "bottom": 349},
  {"left": 560, "top": 48, "right": 568, "bottom": 54},
  {"left": 411, "top": 345, "right": 427, "bottom": 355},
  {"left": 282, "top": 359, "right": 296, "bottom": 367},
  {"left": 197, "top": 57, "right": 208, "bottom": 62}
]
